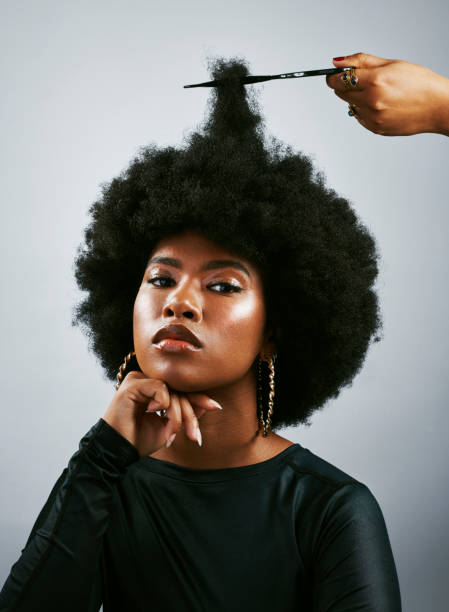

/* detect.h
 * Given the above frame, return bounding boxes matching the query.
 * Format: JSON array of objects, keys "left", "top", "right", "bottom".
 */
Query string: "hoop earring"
[
  {"left": 115, "top": 350, "right": 136, "bottom": 390},
  {"left": 257, "top": 351, "right": 277, "bottom": 437}
]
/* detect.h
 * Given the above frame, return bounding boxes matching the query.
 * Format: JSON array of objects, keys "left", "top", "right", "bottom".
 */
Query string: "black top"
[{"left": 0, "top": 419, "right": 402, "bottom": 611}]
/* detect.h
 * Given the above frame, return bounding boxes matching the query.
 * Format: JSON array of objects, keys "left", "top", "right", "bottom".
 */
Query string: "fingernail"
[
  {"left": 165, "top": 433, "right": 177, "bottom": 448},
  {"left": 209, "top": 399, "right": 223, "bottom": 410},
  {"left": 148, "top": 399, "right": 161, "bottom": 410},
  {"left": 195, "top": 427, "right": 202, "bottom": 447},
  {"left": 333, "top": 56, "right": 346, "bottom": 61}
]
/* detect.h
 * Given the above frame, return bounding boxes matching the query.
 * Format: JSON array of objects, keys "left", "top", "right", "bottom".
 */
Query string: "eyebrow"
[{"left": 146, "top": 256, "right": 251, "bottom": 278}]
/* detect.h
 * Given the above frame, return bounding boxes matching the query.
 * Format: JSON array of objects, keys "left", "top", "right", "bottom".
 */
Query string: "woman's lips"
[
  {"left": 153, "top": 338, "right": 202, "bottom": 353},
  {"left": 152, "top": 324, "right": 202, "bottom": 347}
]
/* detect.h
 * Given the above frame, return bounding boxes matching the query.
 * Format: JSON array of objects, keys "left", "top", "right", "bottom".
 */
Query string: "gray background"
[{"left": 1, "top": 1, "right": 448, "bottom": 610}]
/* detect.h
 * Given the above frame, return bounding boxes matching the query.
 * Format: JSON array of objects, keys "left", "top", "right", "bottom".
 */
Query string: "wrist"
[{"left": 428, "top": 72, "right": 449, "bottom": 136}]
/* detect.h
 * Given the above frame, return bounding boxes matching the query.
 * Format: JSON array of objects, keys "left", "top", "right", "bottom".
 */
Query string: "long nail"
[
  {"left": 165, "top": 433, "right": 177, "bottom": 448},
  {"left": 195, "top": 427, "right": 202, "bottom": 447},
  {"left": 209, "top": 399, "right": 223, "bottom": 410}
]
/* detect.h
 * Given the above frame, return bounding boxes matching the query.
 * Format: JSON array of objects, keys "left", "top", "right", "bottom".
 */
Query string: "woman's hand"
[
  {"left": 103, "top": 371, "right": 222, "bottom": 458},
  {"left": 326, "top": 52, "right": 449, "bottom": 136}
]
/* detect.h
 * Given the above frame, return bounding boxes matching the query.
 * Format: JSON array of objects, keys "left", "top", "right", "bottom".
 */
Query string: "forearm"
[{"left": 0, "top": 419, "right": 139, "bottom": 612}]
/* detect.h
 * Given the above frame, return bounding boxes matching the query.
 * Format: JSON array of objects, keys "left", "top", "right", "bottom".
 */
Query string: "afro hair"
[{"left": 72, "top": 57, "right": 382, "bottom": 430}]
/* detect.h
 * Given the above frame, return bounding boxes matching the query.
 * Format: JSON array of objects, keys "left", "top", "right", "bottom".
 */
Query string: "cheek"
[
  {"left": 212, "top": 294, "right": 266, "bottom": 356},
  {"left": 133, "top": 291, "right": 156, "bottom": 344}
]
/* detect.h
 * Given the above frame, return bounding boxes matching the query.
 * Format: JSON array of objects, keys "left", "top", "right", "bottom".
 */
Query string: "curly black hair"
[{"left": 72, "top": 57, "right": 382, "bottom": 430}]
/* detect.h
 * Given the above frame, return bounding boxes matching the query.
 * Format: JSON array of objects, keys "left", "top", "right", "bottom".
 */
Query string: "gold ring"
[
  {"left": 349, "top": 67, "right": 359, "bottom": 89},
  {"left": 341, "top": 69, "right": 351, "bottom": 89},
  {"left": 342, "top": 67, "right": 358, "bottom": 90}
]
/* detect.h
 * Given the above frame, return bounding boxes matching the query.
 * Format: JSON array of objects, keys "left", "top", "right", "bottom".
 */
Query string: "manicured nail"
[
  {"left": 165, "top": 433, "right": 177, "bottom": 448},
  {"left": 195, "top": 427, "right": 202, "bottom": 447},
  {"left": 333, "top": 56, "right": 346, "bottom": 61},
  {"left": 209, "top": 399, "right": 223, "bottom": 410}
]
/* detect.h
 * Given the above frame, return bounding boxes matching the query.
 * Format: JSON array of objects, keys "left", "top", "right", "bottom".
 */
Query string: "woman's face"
[{"left": 133, "top": 230, "right": 273, "bottom": 393}]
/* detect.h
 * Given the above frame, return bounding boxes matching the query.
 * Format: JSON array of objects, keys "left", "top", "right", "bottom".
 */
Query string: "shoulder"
[
  {"left": 284, "top": 444, "right": 384, "bottom": 522},
  {"left": 284, "top": 451, "right": 402, "bottom": 609},
  {"left": 285, "top": 443, "right": 363, "bottom": 488},
  {"left": 285, "top": 446, "right": 392, "bottom": 569}
]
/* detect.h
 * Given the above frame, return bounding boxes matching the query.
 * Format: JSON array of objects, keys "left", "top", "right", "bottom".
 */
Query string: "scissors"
[{"left": 184, "top": 67, "right": 352, "bottom": 88}]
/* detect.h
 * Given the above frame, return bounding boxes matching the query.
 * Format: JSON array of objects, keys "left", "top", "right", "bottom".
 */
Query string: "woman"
[{"left": 0, "top": 58, "right": 402, "bottom": 611}]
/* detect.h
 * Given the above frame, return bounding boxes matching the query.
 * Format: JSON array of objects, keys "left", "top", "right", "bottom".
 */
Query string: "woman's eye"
[
  {"left": 147, "top": 276, "right": 174, "bottom": 287},
  {"left": 147, "top": 276, "right": 241, "bottom": 293},
  {"left": 209, "top": 282, "right": 242, "bottom": 293}
]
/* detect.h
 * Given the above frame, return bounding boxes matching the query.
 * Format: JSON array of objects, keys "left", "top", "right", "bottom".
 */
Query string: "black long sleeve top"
[{"left": 0, "top": 418, "right": 402, "bottom": 611}]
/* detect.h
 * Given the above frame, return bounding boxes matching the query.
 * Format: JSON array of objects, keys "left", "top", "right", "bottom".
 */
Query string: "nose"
[{"left": 162, "top": 282, "right": 202, "bottom": 321}]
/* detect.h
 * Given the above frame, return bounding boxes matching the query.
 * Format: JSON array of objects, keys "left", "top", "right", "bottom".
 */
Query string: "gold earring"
[
  {"left": 115, "top": 350, "right": 136, "bottom": 390},
  {"left": 257, "top": 351, "right": 277, "bottom": 437}
]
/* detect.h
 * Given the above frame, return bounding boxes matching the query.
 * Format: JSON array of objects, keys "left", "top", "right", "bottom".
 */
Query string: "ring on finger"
[
  {"left": 342, "top": 67, "right": 358, "bottom": 90},
  {"left": 341, "top": 68, "right": 351, "bottom": 89},
  {"left": 349, "top": 67, "right": 359, "bottom": 88}
]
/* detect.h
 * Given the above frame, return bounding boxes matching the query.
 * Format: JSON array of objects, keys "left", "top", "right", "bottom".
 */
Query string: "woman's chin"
[{"left": 142, "top": 365, "right": 209, "bottom": 394}]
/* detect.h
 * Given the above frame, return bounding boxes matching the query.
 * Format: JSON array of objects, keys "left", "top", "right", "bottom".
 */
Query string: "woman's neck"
[{"left": 148, "top": 367, "right": 293, "bottom": 469}]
